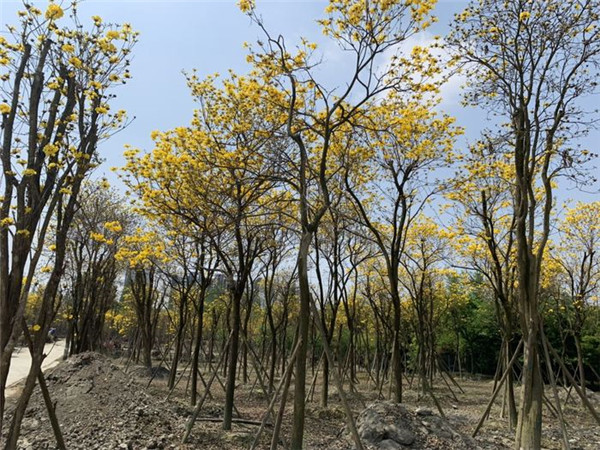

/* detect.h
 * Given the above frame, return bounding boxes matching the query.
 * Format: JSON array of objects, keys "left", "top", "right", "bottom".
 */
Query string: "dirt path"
[{"left": 6, "top": 341, "right": 66, "bottom": 388}]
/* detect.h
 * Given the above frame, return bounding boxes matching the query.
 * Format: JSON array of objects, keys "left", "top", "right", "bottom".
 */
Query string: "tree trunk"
[
  {"left": 505, "top": 339, "right": 518, "bottom": 429},
  {"left": 191, "top": 287, "right": 206, "bottom": 406},
  {"left": 515, "top": 324, "right": 543, "bottom": 449},
  {"left": 142, "top": 326, "right": 153, "bottom": 369},
  {"left": 391, "top": 288, "right": 403, "bottom": 403},
  {"left": 574, "top": 334, "right": 587, "bottom": 399},
  {"left": 223, "top": 287, "right": 242, "bottom": 430},
  {"left": 321, "top": 354, "right": 329, "bottom": 407},
  {"left": 169, "top": 316, "right": 186, "bottom": 390},
  {"left": 290, "top": 230, "right": 312, "bottom": 449}
]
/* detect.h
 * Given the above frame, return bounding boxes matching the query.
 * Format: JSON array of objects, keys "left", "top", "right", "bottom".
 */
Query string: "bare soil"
[{"left": 4, "top": 352, "right": 599, "bottom": 449}]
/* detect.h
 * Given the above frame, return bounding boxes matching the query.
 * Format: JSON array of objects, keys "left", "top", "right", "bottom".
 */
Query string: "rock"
[
  {"left": 21, "top": 417, "right": 40, "bottom": 431},
  {"left": 384, "top": 424, "right": 415, "bottom": 445},
  {"left": 415, "top": 407, "right": 433, "bottom": 416},
  {"left": 17, "top": 438, "right": 33, "bottom": 450},
  {"left": 348, "top": 401, "right": 476, "bottom": 449},
  {"left": 378, "top": 438, "right": 403, "bottom": 449}
]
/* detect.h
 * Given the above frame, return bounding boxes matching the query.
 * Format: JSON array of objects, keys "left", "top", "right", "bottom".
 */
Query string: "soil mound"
[
  {"left": 347, "top": 401, "right": 478, "bottom": 449},
  {"left": 13, "top": 352, "right": 186, "bottom": 450},
  {"left": 130, "top": 366, "right": 171, "bottom": 379}
]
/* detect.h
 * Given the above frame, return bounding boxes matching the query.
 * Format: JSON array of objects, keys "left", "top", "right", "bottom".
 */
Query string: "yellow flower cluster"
[
  {"left": 104, "top": 221, "right": 123, "bottom": 233},
  {"left": 238, "top": 0, "right": 255, "bottom": 13},
  {"left": 45, "top": 4, "right": 64, "bottom": 20},
  {"left": 0, "top": 217, "right": 15, "bottom": 227},
  {"left": 43, "top": 143, "right": 60, "bottom": 157}
]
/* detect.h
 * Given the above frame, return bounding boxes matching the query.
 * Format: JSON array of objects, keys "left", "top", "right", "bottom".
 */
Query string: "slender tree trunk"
[
  {"left": 574, "top": 334, "right": 587, "bottom": 399},
  {"left": 223, "top": 287, "right": 242, "bottom": 430},
  {"left": 169, "top": 317, "right": 186, "bottom": 389},
  {"left": 391, "top": 288, "right": 403, "bottom": 403},
  {"left": 268, "top": 319, "right": 277, "bottom": 394},
  {"left": 191, "top": 288, "right": 206, "bottom": 406},
  {"left": 505, "top": 339, "right": 518, "bottom": 429},
  {"left": 142, "top": 326, "right": 153, "bottom": 369},
  {"left": 321, "top": 354, "right": 329, "bottom": 407},
  {"left": 290, "top": 230, "right": 312, "bottom": 449}
]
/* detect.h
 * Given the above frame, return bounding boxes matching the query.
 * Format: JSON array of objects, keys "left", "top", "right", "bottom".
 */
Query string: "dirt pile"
[
  {"left": 12, "top": 352, "right": 187, "bottom": 450},
  {"left": 346, "top": 401, "right": 478, "bottom": 450}
]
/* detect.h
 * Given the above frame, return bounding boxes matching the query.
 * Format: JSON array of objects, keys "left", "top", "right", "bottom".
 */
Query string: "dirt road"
[{"left": 6, "top": 341, "right": 66, "bottom": 387}]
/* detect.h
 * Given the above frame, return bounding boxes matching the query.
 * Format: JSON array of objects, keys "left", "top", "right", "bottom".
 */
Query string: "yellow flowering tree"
[
  {"left": 0, "top": 2, "right": 137, "bottom": 443},
  {"left": 446, "top": 140, "right": 519, "bottom": 428},
  {"left": 61, "top": 181, "right": 132, "bottom": 356},
  {"left": 122, "top": 72, "right": 287, "bottom": 428},
  {"left": 448, "top": 0, "right": 600, "bottom": 446},
  {"left": 344, "top": 92, "right": 460, "bottom": 405},
  {"left": 552, "top": 201, "right": 600, "bottom": 399},
  {"left": 157, "top": 230, "right": 218, "bottom": 393},
  {"left": 398, "top": 218, "right": 449, "bottom": 402},
  {"left": 116, "top": 227, "right": 169, "bottom": 368},
  {"left": 239, "top": 0, "right": 441, "bottom": 444},
  {"left": 311, "top": 198, "right": 372, "bottom": 407}
]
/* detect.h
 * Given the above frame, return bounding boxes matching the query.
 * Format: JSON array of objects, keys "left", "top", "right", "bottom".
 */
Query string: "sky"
[{"left": 0, "top": 0, "right": 598, "bottom": 207}]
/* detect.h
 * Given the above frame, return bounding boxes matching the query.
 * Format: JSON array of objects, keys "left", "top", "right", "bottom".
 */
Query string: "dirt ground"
[{"left": 3, "top": 352, "right": 599, "bottom": 449}]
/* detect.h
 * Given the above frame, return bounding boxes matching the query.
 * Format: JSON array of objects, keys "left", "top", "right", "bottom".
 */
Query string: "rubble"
[
  {"left": 4, "top": 353, "right": 188, "bottom": 450},
  {"left": 348, "top": 401, "right": 478, "bottom": 449}
]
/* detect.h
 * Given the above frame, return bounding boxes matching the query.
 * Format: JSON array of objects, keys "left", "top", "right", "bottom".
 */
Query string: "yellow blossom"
[
  {"left": 104, "top": 221, "right": 123, "bottom": 233},
  {"left": 90, "top": 231, "right": 106, "bottom": 242},
  {"left": 106, "top": 30, "right": 120, "bottom": 40},
  {"left": 43, "top": 143, "right": 59, "bottom": 157},
  {"left": 0, "top": 217, "right": 14, "bottom": 227},
  {"left": 69, "top": 57, "right": 83, "bottom": 68},
  {"left": 45, "top": 4, "right": 64, "bottom": 20},
  {"left": 238, "top": 0, "right": 255, "bottom": 13}
]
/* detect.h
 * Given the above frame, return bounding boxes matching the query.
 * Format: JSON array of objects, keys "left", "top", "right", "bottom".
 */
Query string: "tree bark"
[
  {"left": 290, "top": 230, "right": 312, "bottom": 449},
  {"left": 223, "top": 286, "right": 243, "bottom": 430}
]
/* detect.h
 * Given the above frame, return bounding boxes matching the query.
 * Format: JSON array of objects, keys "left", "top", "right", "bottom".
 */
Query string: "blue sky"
[{"left": 1, "top": 0, "right": 598, "bottom": 204}]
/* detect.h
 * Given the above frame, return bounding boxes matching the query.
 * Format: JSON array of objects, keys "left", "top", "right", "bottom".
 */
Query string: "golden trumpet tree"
[
  {"left": 116, "top": 227, "right": 169, "bottom": 369},
  {"left": 121, "top": 72, "right": 287, "bottom": 430},
  {"left": 552, "top": 201, "right": 600, "bottom": 399},
  {"left": 0, "top": 2, "right": 137, "bottom": 442},
  {"left": 448, "top": 1, "right": 600, "bottom": 446},
  {"left": 399, "top": 218, "right": 449, "bottom": 401},
  {"left": 345, "top": 93, "right": 459, "bottom": 404},
  {"left": 62, "top": 181, "right": 132, "bottom": 356},
  {"left": 239, "top": 0, "right": 442, "bottom": 444},
  {"left": 446, "top": 141, "right": 519, "bottom": 427}
]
